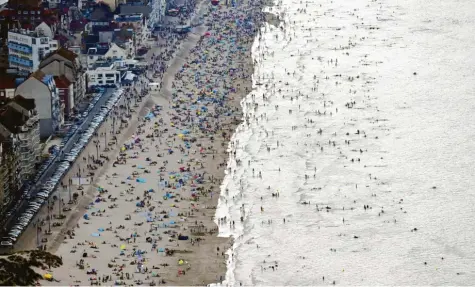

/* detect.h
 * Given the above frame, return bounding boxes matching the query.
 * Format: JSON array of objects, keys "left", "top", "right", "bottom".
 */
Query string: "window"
[
  {"left": 32, "top": 38, "right": 36, "bottom": 45},
  {"left": 98, "top": 80, "right": 103, "bottom": 84},
  {"left": 106, "top": 80, "right": 114, "bottom": 84},
  {"left": 105, "top": 73, "right": 115, "bottom": 78},
  {"left": 97, "top": 74, "right": 103, "bottom": 78}
]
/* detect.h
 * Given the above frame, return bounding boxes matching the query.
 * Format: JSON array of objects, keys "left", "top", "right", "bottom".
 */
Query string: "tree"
[{"left": 0, "top": 250, "right": 63, "bottom": 285}]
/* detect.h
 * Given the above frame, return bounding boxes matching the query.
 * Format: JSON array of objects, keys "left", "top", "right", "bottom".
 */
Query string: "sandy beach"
[{"left": 27, "top": 0, "right": 266, "bottom": 285}]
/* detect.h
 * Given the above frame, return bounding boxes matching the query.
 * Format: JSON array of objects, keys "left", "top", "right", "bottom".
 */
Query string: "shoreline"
[{"left": 32, "top": 0, "right": 268, "bottom": 285}]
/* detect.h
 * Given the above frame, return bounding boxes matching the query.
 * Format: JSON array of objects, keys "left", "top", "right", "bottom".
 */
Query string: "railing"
[
  {"left": 7, "top": 42, "right": 33, "bottom": 53},
  {"left": 8, "top": 55, "right": 33, "bottom": 67}
]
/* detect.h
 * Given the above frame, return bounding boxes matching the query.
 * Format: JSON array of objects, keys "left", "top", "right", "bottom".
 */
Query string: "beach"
[{"left": 28, "top": 0, "right": 266, "bottom": 285}]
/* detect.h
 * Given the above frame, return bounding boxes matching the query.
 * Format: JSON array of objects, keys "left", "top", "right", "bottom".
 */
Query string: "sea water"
[{"left": 216, "top": 0, "right": 475, "bottom": 285}]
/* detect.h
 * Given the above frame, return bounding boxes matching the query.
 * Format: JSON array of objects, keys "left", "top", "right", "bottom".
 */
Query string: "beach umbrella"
[
  {"left": 43, "top": 274, "right": 53, "bottom": 280},
  {"left": 120, "top": 244, "right": 126, "bottom": 250}
]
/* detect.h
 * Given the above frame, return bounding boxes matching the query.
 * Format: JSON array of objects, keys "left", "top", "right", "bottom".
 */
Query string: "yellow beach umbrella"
[
  {"left": 120, "top": 244, "right": 126, "bottom": 250},
  {"left": 43, "top": 274, "right": 53, "bottom": 280}
]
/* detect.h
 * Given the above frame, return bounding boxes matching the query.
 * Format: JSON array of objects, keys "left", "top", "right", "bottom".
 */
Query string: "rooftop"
[
  {"left": 87, "top": 47, "right": 109, "bottom": 56},
  {"left": 12, "top": 95, "right": 35, "bottom": 111},
  {"left": 53, "top": 75, "right": 71, "bottom": 89},
  {"left": 30, "top": 70, "right": 53, "bottom": 86},
  {"left": 0, "top": 73, "right": 17, "bottom": 89},
  {"left": 43, "top": 47, "right": 78, "bottom": 62},
  {"left": 0, "top": 105, "right": 27, "bottom": 134},
  {"left": 118, "top": 4, "right": 152, "bottom": 17}
]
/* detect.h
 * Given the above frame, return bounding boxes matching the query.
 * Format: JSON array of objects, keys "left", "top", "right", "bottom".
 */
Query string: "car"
[{"left": 1, "top": 241, "right": 13, "bottom": 247}]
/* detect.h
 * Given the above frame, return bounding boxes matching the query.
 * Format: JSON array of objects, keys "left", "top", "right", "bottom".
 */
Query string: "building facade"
[
  {"left": 114, "top": 13, "right": 150, "bottom": 47},
  {"left": 86, "top": 61, "right": 121, "bottom": 87},
  {"left": 54, "top": 75, "right": 74, "bottom": 118},
  {"left": 87, "top": 43, "right": 128, "bottom": 69},
  {"left": 14, "top": 70, "right": 63, "bottom": 138},
  {"left": 0, "top": 95, "right": 40, "bottom": 216},
  {"left": 40, "top": 47, "right": 85, "bottom": 112},
  {"left": 0, "top": 131, "right": 21, "bottom": 216},
  {"left": 7, "top": 29, "right": 59, "bottom": 75},
  {"left": 0, "top": 95, "right": 40, "bottom": 179}
]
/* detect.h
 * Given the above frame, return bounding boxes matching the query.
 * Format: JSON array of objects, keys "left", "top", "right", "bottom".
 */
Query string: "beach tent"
[
  {"left": 91, "top": 233, "right": 100, "bottom": 237},
  {"left": 83, "top": 214, "right": 89, "bottom": 220},
  {"left": 136, "top": 178, "right": 146, "bottom": 183}
]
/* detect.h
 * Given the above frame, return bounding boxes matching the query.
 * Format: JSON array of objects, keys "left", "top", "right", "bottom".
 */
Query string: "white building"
[
  {"left": 114, "top": 13, "right": 150, "bottom": 46},
  {"left": 86, "top": 61, "right": 121, "bottom": 88},
  {"left": 148, "top": 0, "right": 167, "bottom": 27},
  {"left": 7, "top": 29, "right": 59, "bottom": 75},
  {"left": 87, "top": 43, "right": 128, "bottom": 69}
]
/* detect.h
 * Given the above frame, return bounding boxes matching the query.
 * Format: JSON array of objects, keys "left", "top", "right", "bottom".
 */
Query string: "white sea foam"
[{"left": 216, "top": 0, "right": 475, "bottom": 285}]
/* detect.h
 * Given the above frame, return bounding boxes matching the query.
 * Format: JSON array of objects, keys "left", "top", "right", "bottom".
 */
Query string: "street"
[{"left": 0, "top": 88, "right": 116, "bottom": 238}]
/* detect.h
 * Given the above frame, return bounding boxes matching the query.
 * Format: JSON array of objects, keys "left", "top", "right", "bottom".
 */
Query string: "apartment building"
[
  {"left": 86, "top": 61, "right": 121, "bottom": 87},
  {"left": 7, "top": 28, "right": 59, "bottom": 75},
  {"left": 40, "top": 47, "right": 86, "bottom": 114},
  {"left": 0, "top": 95, "right": 40, "bottom": 180},
  {"left": 114, "top": 13, "right": 150, "bottom": 47},
  {"left": 15, "top": 70, "right": 63, "bottom": 138}
]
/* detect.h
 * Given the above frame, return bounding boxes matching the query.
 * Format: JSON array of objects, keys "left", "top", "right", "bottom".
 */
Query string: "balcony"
[
  {"left": 8, "top": 55, "right": 33, "bottom": 67},
  {"left": 19, "top": 137, "right": 30, "bottom": 146},
  {"left": 8, "top": 42, "right": 33, "bottom": 54}
]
